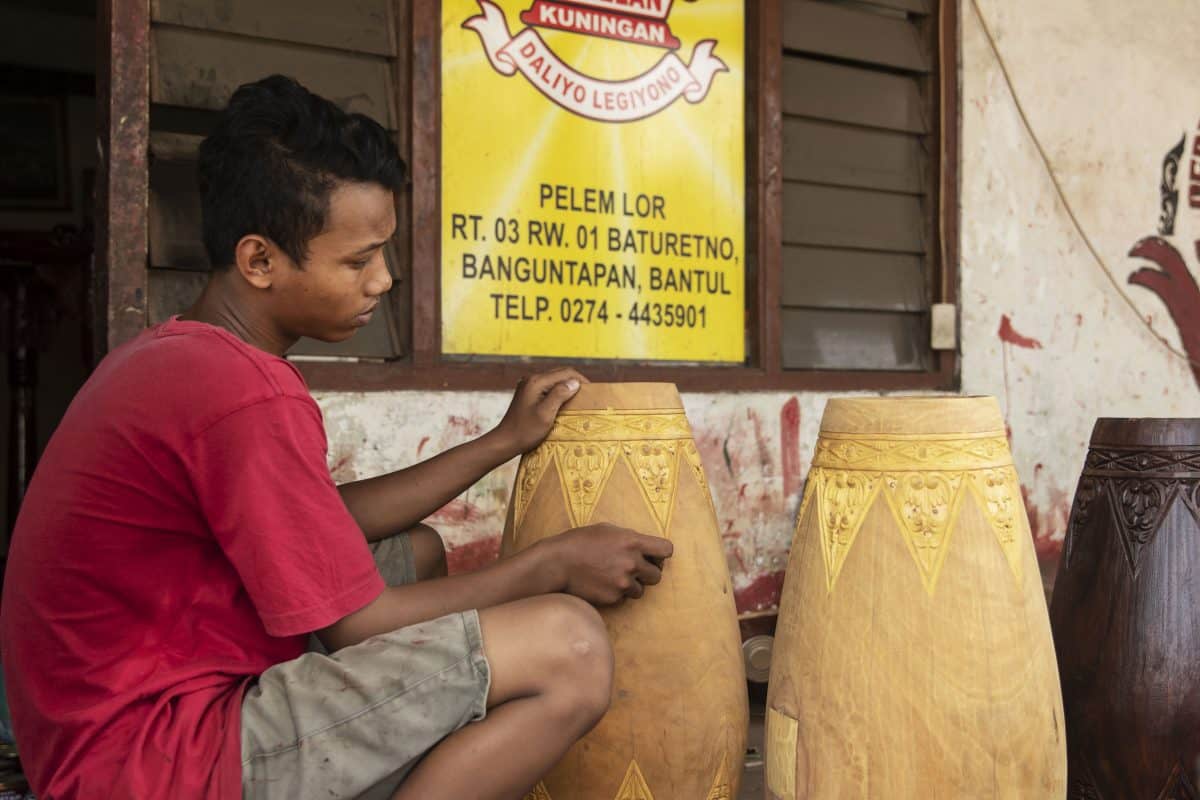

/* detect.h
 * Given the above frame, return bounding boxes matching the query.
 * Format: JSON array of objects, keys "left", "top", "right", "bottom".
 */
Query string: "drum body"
[
  {"left": 1050, "top": 418, "right": 1200, "bottom": 798},
  {"left": 766, "top": 397, "right": 1065, "bottom": 799},
  {"left": 502, "top": 383, "right": 748, "bottom": 800}
]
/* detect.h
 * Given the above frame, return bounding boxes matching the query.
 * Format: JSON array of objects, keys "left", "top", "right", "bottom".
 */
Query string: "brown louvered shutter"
[
  {"left": 145, "top": 0, "right": 409, "bottom": 359},
  {"left": 779, "top": 0, "right": 939, "bottom": 371}
]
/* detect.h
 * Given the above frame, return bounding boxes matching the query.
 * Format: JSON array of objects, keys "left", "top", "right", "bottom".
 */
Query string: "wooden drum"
[
  {"left": 766, "top": 397, "right": 1065, "bottom": 799},
  {"left": 502, "top": 383, "right": 748, "bottom": 800},
  {"left": 1050, "top": 418, "right": 1200, "bottom": 798}
]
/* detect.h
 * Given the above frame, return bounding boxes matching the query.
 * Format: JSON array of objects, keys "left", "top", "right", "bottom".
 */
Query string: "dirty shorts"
[{"left": 240, "top": 533, "right": 492, "bottom": 800}]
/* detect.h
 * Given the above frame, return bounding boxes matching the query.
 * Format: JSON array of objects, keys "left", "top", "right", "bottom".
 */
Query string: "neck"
[{"left": 180, "top": 272, "right": 296, "bottom": 357}]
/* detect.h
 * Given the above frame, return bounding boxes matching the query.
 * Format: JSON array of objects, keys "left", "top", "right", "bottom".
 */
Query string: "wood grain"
[
  {"left": 781, "top": 56, "right": 928, "bottom": 133},
  {"left": 152, "top": 0, "right": 396, "bottom": 56},
  {"left": 782, "top": 0, "right": 930, "bottom": 73},
  {"left": 1050, "top": 418, "right": 1200, "bottom": 799},
  {"left": 151, "top": 26, "right": 395, "bottom": 125},
  {"left": 782, "top": 183, "right": 926, "bottom": 253},
  {"left": 500, "top": 383, "right": 748, "bottom": 800},
  {"left": 767, "top": 397, "right": 1066, "bottom": 798},
  {"left": 781, "top": 246, "right": 927, "bottom": 312},
  {"left": 783, "top": 118, "right": 925, "bottom": 194}
]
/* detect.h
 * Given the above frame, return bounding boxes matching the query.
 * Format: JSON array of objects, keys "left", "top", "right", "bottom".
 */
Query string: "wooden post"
[{"left": 96, "top": 0, "right": 150, "bottom": 358}]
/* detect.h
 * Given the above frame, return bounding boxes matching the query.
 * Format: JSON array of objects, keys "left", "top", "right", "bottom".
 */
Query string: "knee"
[
  {"left": 409, "top": 523, "right": 448, "bottom": 580},
  {"left": 532, "top": 595, "right": 614, "bottom": 722}
]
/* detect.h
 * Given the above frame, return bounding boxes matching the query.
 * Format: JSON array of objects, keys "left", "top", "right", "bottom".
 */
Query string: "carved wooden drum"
[
  {"left": 766, "top": 397, "right": 1065, "bottom": 799},
  {"left": 1050, "top": 418, "right": 1200, "bottom": 798},
  {"left": 502, "top": 383, "right": 747, "bottom": 800}
]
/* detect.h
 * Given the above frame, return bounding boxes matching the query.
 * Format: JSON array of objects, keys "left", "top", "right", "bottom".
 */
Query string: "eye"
[{"left": 350, "top": 259, "right": 370, "bottom": 269}]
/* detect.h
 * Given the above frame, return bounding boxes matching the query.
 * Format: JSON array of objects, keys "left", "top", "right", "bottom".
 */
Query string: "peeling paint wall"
[{"left": 316, "top": 0, "right": 1200, "bottom": 613}]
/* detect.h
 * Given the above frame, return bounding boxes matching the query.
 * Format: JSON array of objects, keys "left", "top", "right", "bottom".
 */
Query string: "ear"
[{"left": 233, "top": 234, "right": 276, "bottom": 289}]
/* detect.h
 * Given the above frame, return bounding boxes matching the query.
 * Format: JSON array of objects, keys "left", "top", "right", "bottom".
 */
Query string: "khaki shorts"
[{"left": 241, "top": 534, "right": 491, "bottom": 800}]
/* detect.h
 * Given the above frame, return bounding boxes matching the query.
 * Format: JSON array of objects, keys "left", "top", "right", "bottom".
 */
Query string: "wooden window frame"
[{"left": 100, "top": 0, "right": 959, "bottom": 393}]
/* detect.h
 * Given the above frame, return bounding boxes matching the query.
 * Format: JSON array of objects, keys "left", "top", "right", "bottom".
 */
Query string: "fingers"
[
  {"left": 525, "top": 368, "right": 589, "bottom": 398},
  {"left": 632, "top": 532, "right": 674, "bottom": 561},
  {"left": 536, "top": 377, "right": 583, "bottom": 416},
  {"left": 635, "top": 556, "right": 663, "bottom": 586}
]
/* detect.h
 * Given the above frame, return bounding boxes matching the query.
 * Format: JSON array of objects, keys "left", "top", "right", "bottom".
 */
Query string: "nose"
[{"left": 366, "top": 250, "right": 394, "bottom": 297}]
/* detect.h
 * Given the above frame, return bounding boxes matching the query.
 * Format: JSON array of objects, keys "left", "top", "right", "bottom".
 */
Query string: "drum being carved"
[
  {"left": 501, "top": 383, "right": 748, "bottom": 800},
  {"left": 1051, "top": 419, "right": 1200, "bottom": 799},
  {"left": 766, "top": 397, "right": 1065, "bottom": 799}
]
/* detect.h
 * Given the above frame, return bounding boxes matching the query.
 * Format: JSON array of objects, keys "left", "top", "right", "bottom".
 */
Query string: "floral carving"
[
  {"left": 815, "top": 468, "right": 882, "bottom": 591},
  {"left": 554, "top": 442, "right": 621, "bottom": 527},
  {"left": 622, "top": 441, "right": 681, "bottom": 534},
  {"left": 883, "top": 471, "right": 965, "bottom": 594},
  {"left": 1104, "top": 477, "right": 1179, "bottom": 573},
  {"left": 513, "top": 444, "right": 553, "bottom": 529},
  {"left": 966, "top": 466, "right": 1025, "bottom": 582},
  {"left": 681, "top": 440, "right": 717, "bottom": 518},
  {"left": 1063, "top": 476, "right": 1105, "bottom": 570},
  {"left": 523, "top": 783, "right": 553, "bottom": 800}
]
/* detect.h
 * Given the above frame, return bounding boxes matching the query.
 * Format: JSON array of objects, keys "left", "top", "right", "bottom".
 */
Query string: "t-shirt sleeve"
[{"left": 185, "top": 395, "right": 385, "bottom": 637}]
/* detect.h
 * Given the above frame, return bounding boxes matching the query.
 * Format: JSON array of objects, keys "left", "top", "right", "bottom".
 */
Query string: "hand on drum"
[
  {"left": 543, "top": 523, "right": 674, "bottom": 606},
  {"left": 493, "top": 369, "right": 590, "bottom": 456}
]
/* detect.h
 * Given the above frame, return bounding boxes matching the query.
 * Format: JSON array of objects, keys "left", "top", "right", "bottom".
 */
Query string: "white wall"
[{"left": 315, "top": 0, "right": 1198, "bottom": 608}]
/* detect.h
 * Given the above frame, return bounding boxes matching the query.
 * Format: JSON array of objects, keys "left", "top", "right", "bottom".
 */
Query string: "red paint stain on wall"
[
  {"left": 416, "top": 436, "right": 430, "bottom": 457},
  {"left": 998, "top": 314, "right": 1044, "bottom": 349},
  {"left": 735, "top": 570, "right": 786, "bottom": 613},
  {"left": 780, "top": 397, "right": 802, "bottom": 500},
  {"left": 447, "top": 535, "right": 501, "bottom": 574},
  {"left": 447, "top": 415, "right": 484, "bottom": 437},
  {"left": 431, "top": 498, "right": 485, "bottom": 523}
]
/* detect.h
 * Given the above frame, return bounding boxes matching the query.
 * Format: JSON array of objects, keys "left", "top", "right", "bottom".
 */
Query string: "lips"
[{"left": 354, "top": 303, "right": 379, "bottom": 325}]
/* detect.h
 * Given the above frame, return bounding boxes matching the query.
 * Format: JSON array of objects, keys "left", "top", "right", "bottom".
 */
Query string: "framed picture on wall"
[{"left": 0, "top": 96, "right": 70, "bottom": 210}]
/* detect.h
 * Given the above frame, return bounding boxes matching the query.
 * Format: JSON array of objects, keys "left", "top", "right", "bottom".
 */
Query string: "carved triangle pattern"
[
  {"left": 681, "top": 440, "right": 718, "bottom": 519},
  {"left": 552, "top": 441, "right": 621, "bottom": 527},
  {"left": 523, "top": 782, "right": 553, "bottom": 800},
  {"left": 964, "top": 466, "right": 1025, "bottom": 583},
  {"left": 622, "top": 441, "right": 681, "bottom": 535},
  {"left": 882, "top": 471, "right": 966, "bottom": 595},
  {"left": 705, "top": 751, "right": 732, "bottom": 800},
  {"left": 1158, "top": 761, "right": 1200, "bottom": 800},
  {"left": 1182, "top": 479, "right": 1200, "bottom": 523},
  {"left": 1064, "top": 475, "right": 1109, "bottom": 571},
  {"left": 513, "top": 444, "right": 553, "bottom": 530},
  {"left": 1103, "top": 477, "right": 1180, "bottom": 574},
  {"left": 614, "top": 759, "right": 654, "bottom": 800},
  {"left": 815, "top": 468, "right": 883, "bottom": 592}
]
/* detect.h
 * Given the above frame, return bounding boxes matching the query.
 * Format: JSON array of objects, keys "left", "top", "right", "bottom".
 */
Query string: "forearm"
[
  {"left": 317, "top": 542, "right": 561, "bottom": 650},
  {"left": 338, "top": 429, "right": 517, "bottom": 541}
]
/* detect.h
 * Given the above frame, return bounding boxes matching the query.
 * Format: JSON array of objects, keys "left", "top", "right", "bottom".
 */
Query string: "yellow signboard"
[{"left": 441, "top": 0, "right": 745, "bottom": 362}]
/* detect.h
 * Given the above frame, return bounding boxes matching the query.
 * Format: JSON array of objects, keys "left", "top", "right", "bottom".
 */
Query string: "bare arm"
[
  {"left": 317, "top": 524, "right": 673, "bottom": 651},
  {"left": 337, "top": 369, "right": 587, "bottom": 541}
]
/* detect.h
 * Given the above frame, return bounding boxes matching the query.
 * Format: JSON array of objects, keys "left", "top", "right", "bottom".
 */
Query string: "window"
[
  {"left": 778, "top": 0, "right": 948, "bottom": 374},
  {"left": 99, "top": 0, "right": 957, "bottom": 391}
]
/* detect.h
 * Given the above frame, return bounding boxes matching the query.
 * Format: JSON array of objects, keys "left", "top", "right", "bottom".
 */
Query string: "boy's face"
[{"left": 269, "top": 182, "right": 397, "bottom": 343}]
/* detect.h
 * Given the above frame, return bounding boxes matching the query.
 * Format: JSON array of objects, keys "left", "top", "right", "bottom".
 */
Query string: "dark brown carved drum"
[{"left": 1050, "top": 418, "right": 1200, "bottom": 799}]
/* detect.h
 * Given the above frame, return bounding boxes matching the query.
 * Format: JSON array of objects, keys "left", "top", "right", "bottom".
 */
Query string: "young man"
[{"left": 0, "top": 75, "right": 672, "bottom": 799}]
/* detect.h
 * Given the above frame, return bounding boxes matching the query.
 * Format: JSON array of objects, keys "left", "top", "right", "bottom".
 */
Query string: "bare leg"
[
  {"left": 392, "top": 594, "right": 613, "bottom": 800},
  {"left": 407, "top": 523, "right": 448, "bottom": 580}
]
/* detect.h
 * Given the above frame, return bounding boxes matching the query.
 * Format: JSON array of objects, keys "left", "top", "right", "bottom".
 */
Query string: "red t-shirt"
[{"left": 0, "top": 317, "right": 386, "bottom": 799}]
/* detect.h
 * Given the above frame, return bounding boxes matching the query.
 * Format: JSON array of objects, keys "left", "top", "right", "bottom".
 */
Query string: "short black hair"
[{"left": 197, "top": 74, "right": 406, "bottom": 268}]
